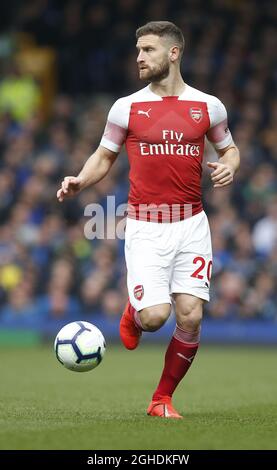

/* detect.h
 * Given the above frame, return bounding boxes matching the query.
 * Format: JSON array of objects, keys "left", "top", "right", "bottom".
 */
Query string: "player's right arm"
[
  {"left": 57, "top": 146, "right": 118, "bottom": 202},
  {"left": 57, "top": 97, "right": 128, "bottom": 202}
]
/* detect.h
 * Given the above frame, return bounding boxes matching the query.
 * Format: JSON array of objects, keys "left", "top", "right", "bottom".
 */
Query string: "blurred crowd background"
[{"left": 0, "top": 0, "right": 276, "bottom": 333}]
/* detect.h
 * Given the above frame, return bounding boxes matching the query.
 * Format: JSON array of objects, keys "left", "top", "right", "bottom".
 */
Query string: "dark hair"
[{"left": 136, "top": 21, "right": 185, "bottom": 56}]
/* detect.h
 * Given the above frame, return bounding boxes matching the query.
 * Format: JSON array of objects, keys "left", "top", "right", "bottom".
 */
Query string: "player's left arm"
[
  {"left": 207, "top": 144, "right": 240, "bottom": 188},
  {"left": 206, "top": 98, "right": 240, "bottom": 188}
]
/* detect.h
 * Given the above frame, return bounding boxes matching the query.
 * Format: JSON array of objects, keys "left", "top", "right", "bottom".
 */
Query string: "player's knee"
[
  {"left": 141, "top": 314, "right": 167, "bottom": 331},
  {"left": 177, "top": 304, "right": 203, "bottom": 330},
  {"left": 140, "top": 304, "right": 171, "bottom": 332}
]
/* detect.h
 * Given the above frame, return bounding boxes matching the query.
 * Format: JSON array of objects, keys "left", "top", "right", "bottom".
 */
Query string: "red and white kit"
[{"left": 100, "top": 84, "right": 234, "bottom": 308}]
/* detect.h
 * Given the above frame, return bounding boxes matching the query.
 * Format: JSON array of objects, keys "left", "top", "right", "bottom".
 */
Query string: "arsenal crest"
[
  {"left": 134, "top": 285, "right": 144, "bottom": 301},
  {"left": 190, "top": 107, "right": 203, "bottom": 123}
]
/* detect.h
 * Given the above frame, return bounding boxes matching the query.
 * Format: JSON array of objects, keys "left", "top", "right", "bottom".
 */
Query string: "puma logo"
[
  {"left": 177, "top": 353, "right": 195, "bottom": 363},
  {"left": 138, "top": 108, "right": 151, "bottom": 118}
]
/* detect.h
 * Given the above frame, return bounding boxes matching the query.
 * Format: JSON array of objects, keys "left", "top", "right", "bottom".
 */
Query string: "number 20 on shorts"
[{"left": 191, "top": 257, "right": 212, "bottom": 281}]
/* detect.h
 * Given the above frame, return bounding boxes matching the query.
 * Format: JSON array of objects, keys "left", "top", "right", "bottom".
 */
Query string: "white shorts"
[{"left": 125, "top": 210, "right": 213, "bottom": 311}]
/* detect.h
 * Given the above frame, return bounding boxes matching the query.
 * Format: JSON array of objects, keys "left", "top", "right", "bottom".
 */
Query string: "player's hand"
[
  {"left": 207, "top": 161, "right": 234, "bottom": 188},
  {"left": 57, "top": 176, "right": 83, "bottom": 202}
]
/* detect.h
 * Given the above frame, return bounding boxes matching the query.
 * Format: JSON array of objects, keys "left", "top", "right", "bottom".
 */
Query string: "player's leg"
[
  {"left": 120, "top": 301, "right": 171, "bottom": 350},
  {"left": 139, "top": 303, "right": 171, "bottom": 331},
  {"left": 120, "top": 217, "right": 173, "bottom": 350},
  {"left": 150, "top": 294, "right": 203, "bottom": 400},
  {"left": 147, "top": 211, "right": 212, "bottom": 418}
]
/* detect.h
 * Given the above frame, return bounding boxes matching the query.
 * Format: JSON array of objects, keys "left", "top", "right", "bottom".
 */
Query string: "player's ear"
[{"left": 169, "top": 46, "right": 179, "bottom": 62}]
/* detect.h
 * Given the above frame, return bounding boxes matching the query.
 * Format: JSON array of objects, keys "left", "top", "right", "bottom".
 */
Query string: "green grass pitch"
[{"left": 0, "top": 343, "right": 277, "bottom": 450}]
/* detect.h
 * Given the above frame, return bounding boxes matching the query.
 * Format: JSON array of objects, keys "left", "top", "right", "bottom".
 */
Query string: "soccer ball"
[{"left": 54, "top": 321, "right": 106, "bottom": 372}]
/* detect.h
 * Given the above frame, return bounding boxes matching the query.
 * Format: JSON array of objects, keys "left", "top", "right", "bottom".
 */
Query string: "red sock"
[{"left": 152, "top": 325, "right": 200, "bottom": 401}]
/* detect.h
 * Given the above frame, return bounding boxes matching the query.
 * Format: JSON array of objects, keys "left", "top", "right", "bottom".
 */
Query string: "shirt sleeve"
[
  {"left": 206, "top": 99, "right": 234, "bottom": 150},
  {"left": 100, "top": 98, "right": 129, "bottom": 153}
]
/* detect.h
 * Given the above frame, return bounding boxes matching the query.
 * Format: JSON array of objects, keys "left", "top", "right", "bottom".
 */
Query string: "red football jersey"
[{"left": 100, "top": 84, "right": 233, "bottom": 222}]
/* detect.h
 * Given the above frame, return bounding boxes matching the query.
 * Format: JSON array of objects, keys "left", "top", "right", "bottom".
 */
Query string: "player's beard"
[{"left": 139, "top": 58, "right": 170, "bottom": 83}]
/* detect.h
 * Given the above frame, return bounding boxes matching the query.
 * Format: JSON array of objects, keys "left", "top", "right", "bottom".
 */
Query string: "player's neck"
[{"left": 149, "top": 72, "right": 186, "bottom": 98}]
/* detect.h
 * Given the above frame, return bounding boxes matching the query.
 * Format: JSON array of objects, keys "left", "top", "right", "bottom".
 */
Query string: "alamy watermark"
[{"left": 83, "top": 196, "right": 193, "bottom": 240}]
